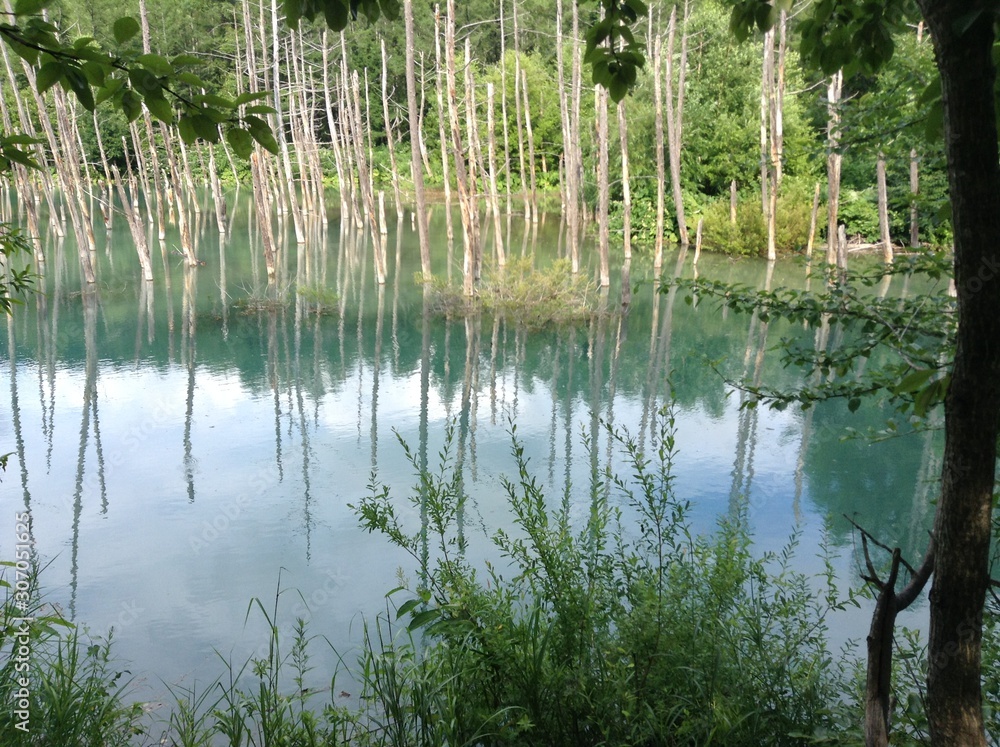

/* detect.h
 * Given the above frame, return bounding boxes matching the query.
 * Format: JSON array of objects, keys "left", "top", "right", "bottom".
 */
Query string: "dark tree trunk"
[{"left": 914, "top": 3, "right": 1000, "bottom": 745}]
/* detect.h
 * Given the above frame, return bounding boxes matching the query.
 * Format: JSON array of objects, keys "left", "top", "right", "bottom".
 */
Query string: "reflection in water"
[{"left": 0, "top": 199, "right": 939, "bottom": 697}]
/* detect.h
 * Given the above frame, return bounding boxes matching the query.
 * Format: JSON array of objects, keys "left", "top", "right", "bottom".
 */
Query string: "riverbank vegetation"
[{"left": 5, "top": 405, "right": 999, "bottom": 746}]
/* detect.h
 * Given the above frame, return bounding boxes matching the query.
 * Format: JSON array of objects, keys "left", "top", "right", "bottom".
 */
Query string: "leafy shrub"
[
  {"left": 700, "top": 183, "right": 814, "bottom": 257},
  {"left": 356, "top": 407, "right": 860, "bottom": 747}
]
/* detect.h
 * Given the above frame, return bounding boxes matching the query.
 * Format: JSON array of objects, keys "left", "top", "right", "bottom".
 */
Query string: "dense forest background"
[{"left": 2, "top": 0, "right": 948, "bottom": 269}]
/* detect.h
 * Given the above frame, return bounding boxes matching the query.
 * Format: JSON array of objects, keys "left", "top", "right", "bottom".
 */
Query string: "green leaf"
[
  {"left": 178, "top": 115, "right": 198, "bottom": 145},
  {"left": 894, "top": 368, "right": 934, "bottom": 394},
  {"left": 847, "top": 397, "right": 861, "bottom": 413},
  {"left": 120, "top": 89, "right": 142, "bottom": 122},
  {"left": 137, "top": 53, "right": 174, "bottom": 77},
  {"left": 13, "top": 0, "right": 49, "bottom": 15},
  {"left": 243, "top": 104, "right": 277, "bottom": 115},
  {"left": 144, "top": 96, "right": 174, "bottom": 123},
  {"left": 170, "top": 54, "right": 201, "bottom": 68},
  {"left": 234, "top": 91, "right": 270, "bottom": 106},
  {"left": 129, "top": 68, "right": 161, "bottom": 97},
  {"left": 6, "top": 39, "right": 39, "bottom": 66},
  {"left": 191, "top": 115, "right": 221, "bottom": 143},
  {"left": 395, "top": 597, "right": 423, "bottom": 619},
  {"left": 113, "top": 16, "right": 140, "bottom": 45},
  {"left": 199, "top": 93, "right": 236, "bottom": 109},
  {"left": 407, "top": 608, "right": 441, "bottom": 631},
  {"left": 608, "top": 76, "right": 628, "bottom": 103},
  {"left": 322, "top": 0, "right": 349, "bottom": 31},
  {"left": 96, "top": 77, "right": 125, "bottom": 105},
  {"left": 176, "top": 72, "right": 207, "bottom": 88},
  {"left": 226, "top": 127, "right": 254, "bottom": 158},
  {"left": 35, "top": 61, "right": 63, "bottom": 93},
  {"left": 80, "top": 61, "right": 106, "bottom": 87},
  {"left": 64, "top": 69, "right": 95, "bottom": 111}
]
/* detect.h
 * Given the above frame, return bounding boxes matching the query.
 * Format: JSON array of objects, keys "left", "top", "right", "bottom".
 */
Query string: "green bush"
[
  {"left": 356, "top": 407, "right": 860, "bottom": 746},
  {"left": 700, "top": 184, "right": 814, "bottom": 257}
]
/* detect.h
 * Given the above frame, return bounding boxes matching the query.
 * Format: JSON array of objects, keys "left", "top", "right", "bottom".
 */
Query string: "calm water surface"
[{"left": 0, "top": 194, "right": 941, "bottom": 703}]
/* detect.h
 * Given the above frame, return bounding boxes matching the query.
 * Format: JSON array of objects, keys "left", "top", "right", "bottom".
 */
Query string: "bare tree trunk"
[
  {"left": 569, "top": 0, "right": 583, "bottom": 272},
  {"left": 617, "top": 100, "right": 632, "bottom": 260},
  {"left": 511, "top": 0, "right": 529, "bottom": 219},
  {"left": 596, "top": 85, "right": 610, "bottom": 287},
  {"left": 209, "top": 147, "right": 227, "bottom": 234},
  {"left": 807, "top": 181, "right": 821, "bottom": 259},
  {"left": 348, "top": 59, "right": 387, "bottom": 283},
  {"left": 403, "top": 0, "right": 432, "bottom": 275},
  {"left": 763, "top": 16, "right": 787, "bottom": 262},
  {"left": 111, "top": 165, "right": 154, "bottom": 281},
  {"left": 877, "top": 152, "right": 893, "bottom": 263},
  {"left": 251, "top": 152, "right": 277, "bottom": 279},
  {"left": 730, "top": 179, "right": 738, "bottom": 224},
  {"left": 465, "top": 39, "right": 485, "bottom": 282},
  {"left": 826, "top": 69, "right": 843, "bottom": 268},
  {"left": 664, "top": 4, "right": 688, "bottom": 245},
  {"left": 434, "top": 5, "right": 453, "bottom": 240},
  {"left": 444, "top": 0, "right": 479, "bottom": 295},
  {"left": 271, "top": 0, "right": 305, "bottom": 244},
  {"left": 910, "top": 148, "right": 920, "bottom": 248},
  {"left": 521, "top": 69, "right": 538, "bottom": 222},
  {"left": 499, "top": 0, "right": 512, "bottom": 215},
  {"left": 486, "top": 83, "right": 506, "bottom": 266},
  {"left": 321, "top": 31, "right": 351, "bottom": 219},
  {"left": 652, "top": 16, "right": 666, "bottom": 272},
  {"left": 381, "top": 39, "right": 405, "bottom": 222}
]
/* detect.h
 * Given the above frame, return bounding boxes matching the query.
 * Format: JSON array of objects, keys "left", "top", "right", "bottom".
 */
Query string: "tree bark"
[{"left": 913, "top": 3, "right": 1000, "bottom": 745}]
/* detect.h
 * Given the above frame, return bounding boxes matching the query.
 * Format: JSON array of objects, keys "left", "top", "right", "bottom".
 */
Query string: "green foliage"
[
  {"left": 727, "top": 0, "right": 912, "bottom": 78},
  {"left": 354, "top": 408, "right": 861, "bottom": 746},
  {"left": 0, "top": 0, "right": 278, "bottom": 169},
  {"left": 0, "top": 224, "right": 35, "bottom": 316},
  {"left": 675, "top": 253, "right": 956, "bottom": 421},
  {"left": 699, "top": 182, "right": 814, "bottom": 257}
]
